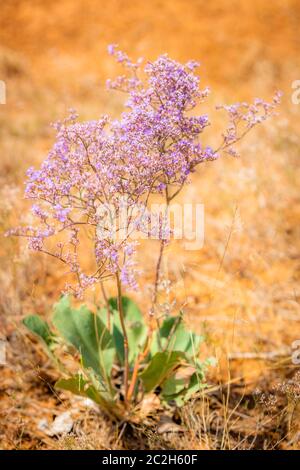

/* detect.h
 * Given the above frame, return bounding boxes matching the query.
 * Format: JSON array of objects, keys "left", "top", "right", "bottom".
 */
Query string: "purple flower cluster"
[{"left": 9, "top": 46, "right": 281, "bottom": 297}]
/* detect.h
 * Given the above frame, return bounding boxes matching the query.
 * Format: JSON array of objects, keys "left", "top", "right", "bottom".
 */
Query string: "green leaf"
[
  {"left": 109, "top": 296, "right": 141, "bottom": 318},
  {"left": 139, "top": 351, "right": 186, "bottom": 393},
  {"left": 181, "top": 373, "right": 206, "bottom": 404},
  {"left": 161, "top": 364, "right": 196, "bottom": 397},
  {"left": 151, "top": 315, "right": 204, "bottom": 359},
  {"left": 55, "top": 375, "right": 115, "bottom": 410},
  {"left": 23, "top": 315, "right": 55, "bottom": 347},
  {"left": 162, "top": 372, "right": 205, "bottom": 406},
  {"left": 55, "top": 374, "right": 93, "bottom": 399},
  {"left": 161, "top": 375, "right": 187, "bottom": 397},
  {"left": 52, "top": 296, "right": 114, "bottom": 378},
  {"left": 98, "top": 307, "right": 112, "bottom": 332},
  {"left": 109, "top": 296, "right": 148, "bottom": 366},
  {"left": 161, "top": 357, "right": 210, "bottom": 406}
]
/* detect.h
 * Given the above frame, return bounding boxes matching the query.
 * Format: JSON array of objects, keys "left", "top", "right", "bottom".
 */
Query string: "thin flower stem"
[
  {"left": 127, "top": 339, "right": 151, "bottom": 402},
  {"left": 151, "top": 239, "right": 166, "bottom": 318},
  {"left": 116, "top": 272, "right": 129, "bottom": 406},
  {"left": 100, "top": 281, "right": 111, "bottom": 331},
  {"left": 150, "top": 185, "right": 170, "bottom": 330}
]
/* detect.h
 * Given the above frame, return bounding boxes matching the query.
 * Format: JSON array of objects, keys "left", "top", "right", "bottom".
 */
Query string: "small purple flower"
[
  {"left": 10, "top": 47, "right": 280, "bottom": 297},
  {"left": 107, "top": 44, "right": 117, "bottom": 55}
]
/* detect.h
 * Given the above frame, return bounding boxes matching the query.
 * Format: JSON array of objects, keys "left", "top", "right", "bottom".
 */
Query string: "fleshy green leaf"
[
  {"left": 55, "top": 374, "right": 95, "bottom": 400},
  {"left": 109, "top": 296, "right": 148, "bottom": 366},
  {"left": 139, "top": 351, "right": 186, "bottom": 393},
  {"left": 151, "top": 315, "right": 204, "bottom": 358},
  {"left": 23, "top": 315, "right": 55, "bottom": 347},
  {"left": 162, "top": 372, "right": 205, "bottom": 406},
  {"left": 55, "top": 375, "right": 116, "bottom": 413},
  {"left": 161, "top": 364, "right": 196, "bottom": 397},
  {"left": 161, "top": 358, "right": 209, "bottom": 406},
  {"left": 161, "top": 376, "right": 187, "bottom": 397},
  {"left": 52, "top": 296, "right": 114, "bottom": 378}
]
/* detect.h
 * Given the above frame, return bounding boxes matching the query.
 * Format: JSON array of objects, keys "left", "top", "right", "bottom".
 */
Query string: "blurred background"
[{"left": 0, "top": 0, "right": 299, "bottom": 449}]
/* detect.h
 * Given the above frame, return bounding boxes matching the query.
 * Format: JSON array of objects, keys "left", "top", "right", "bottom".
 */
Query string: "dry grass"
[{"left": 0, "top": 0, "right": 300, "bottom": 450}]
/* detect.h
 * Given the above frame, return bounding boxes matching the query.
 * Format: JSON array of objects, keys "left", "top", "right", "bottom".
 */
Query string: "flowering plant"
[{"left": 12, "top": 46, "right": 280, "bottom": 419}]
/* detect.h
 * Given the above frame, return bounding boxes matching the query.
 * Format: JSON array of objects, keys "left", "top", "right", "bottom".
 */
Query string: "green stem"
[
  {"left": 100, "top": 281, "right": 111, "bottom": 331},
  {"left": 116, "top": 273, "right": 129, "bottom": 406}
]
